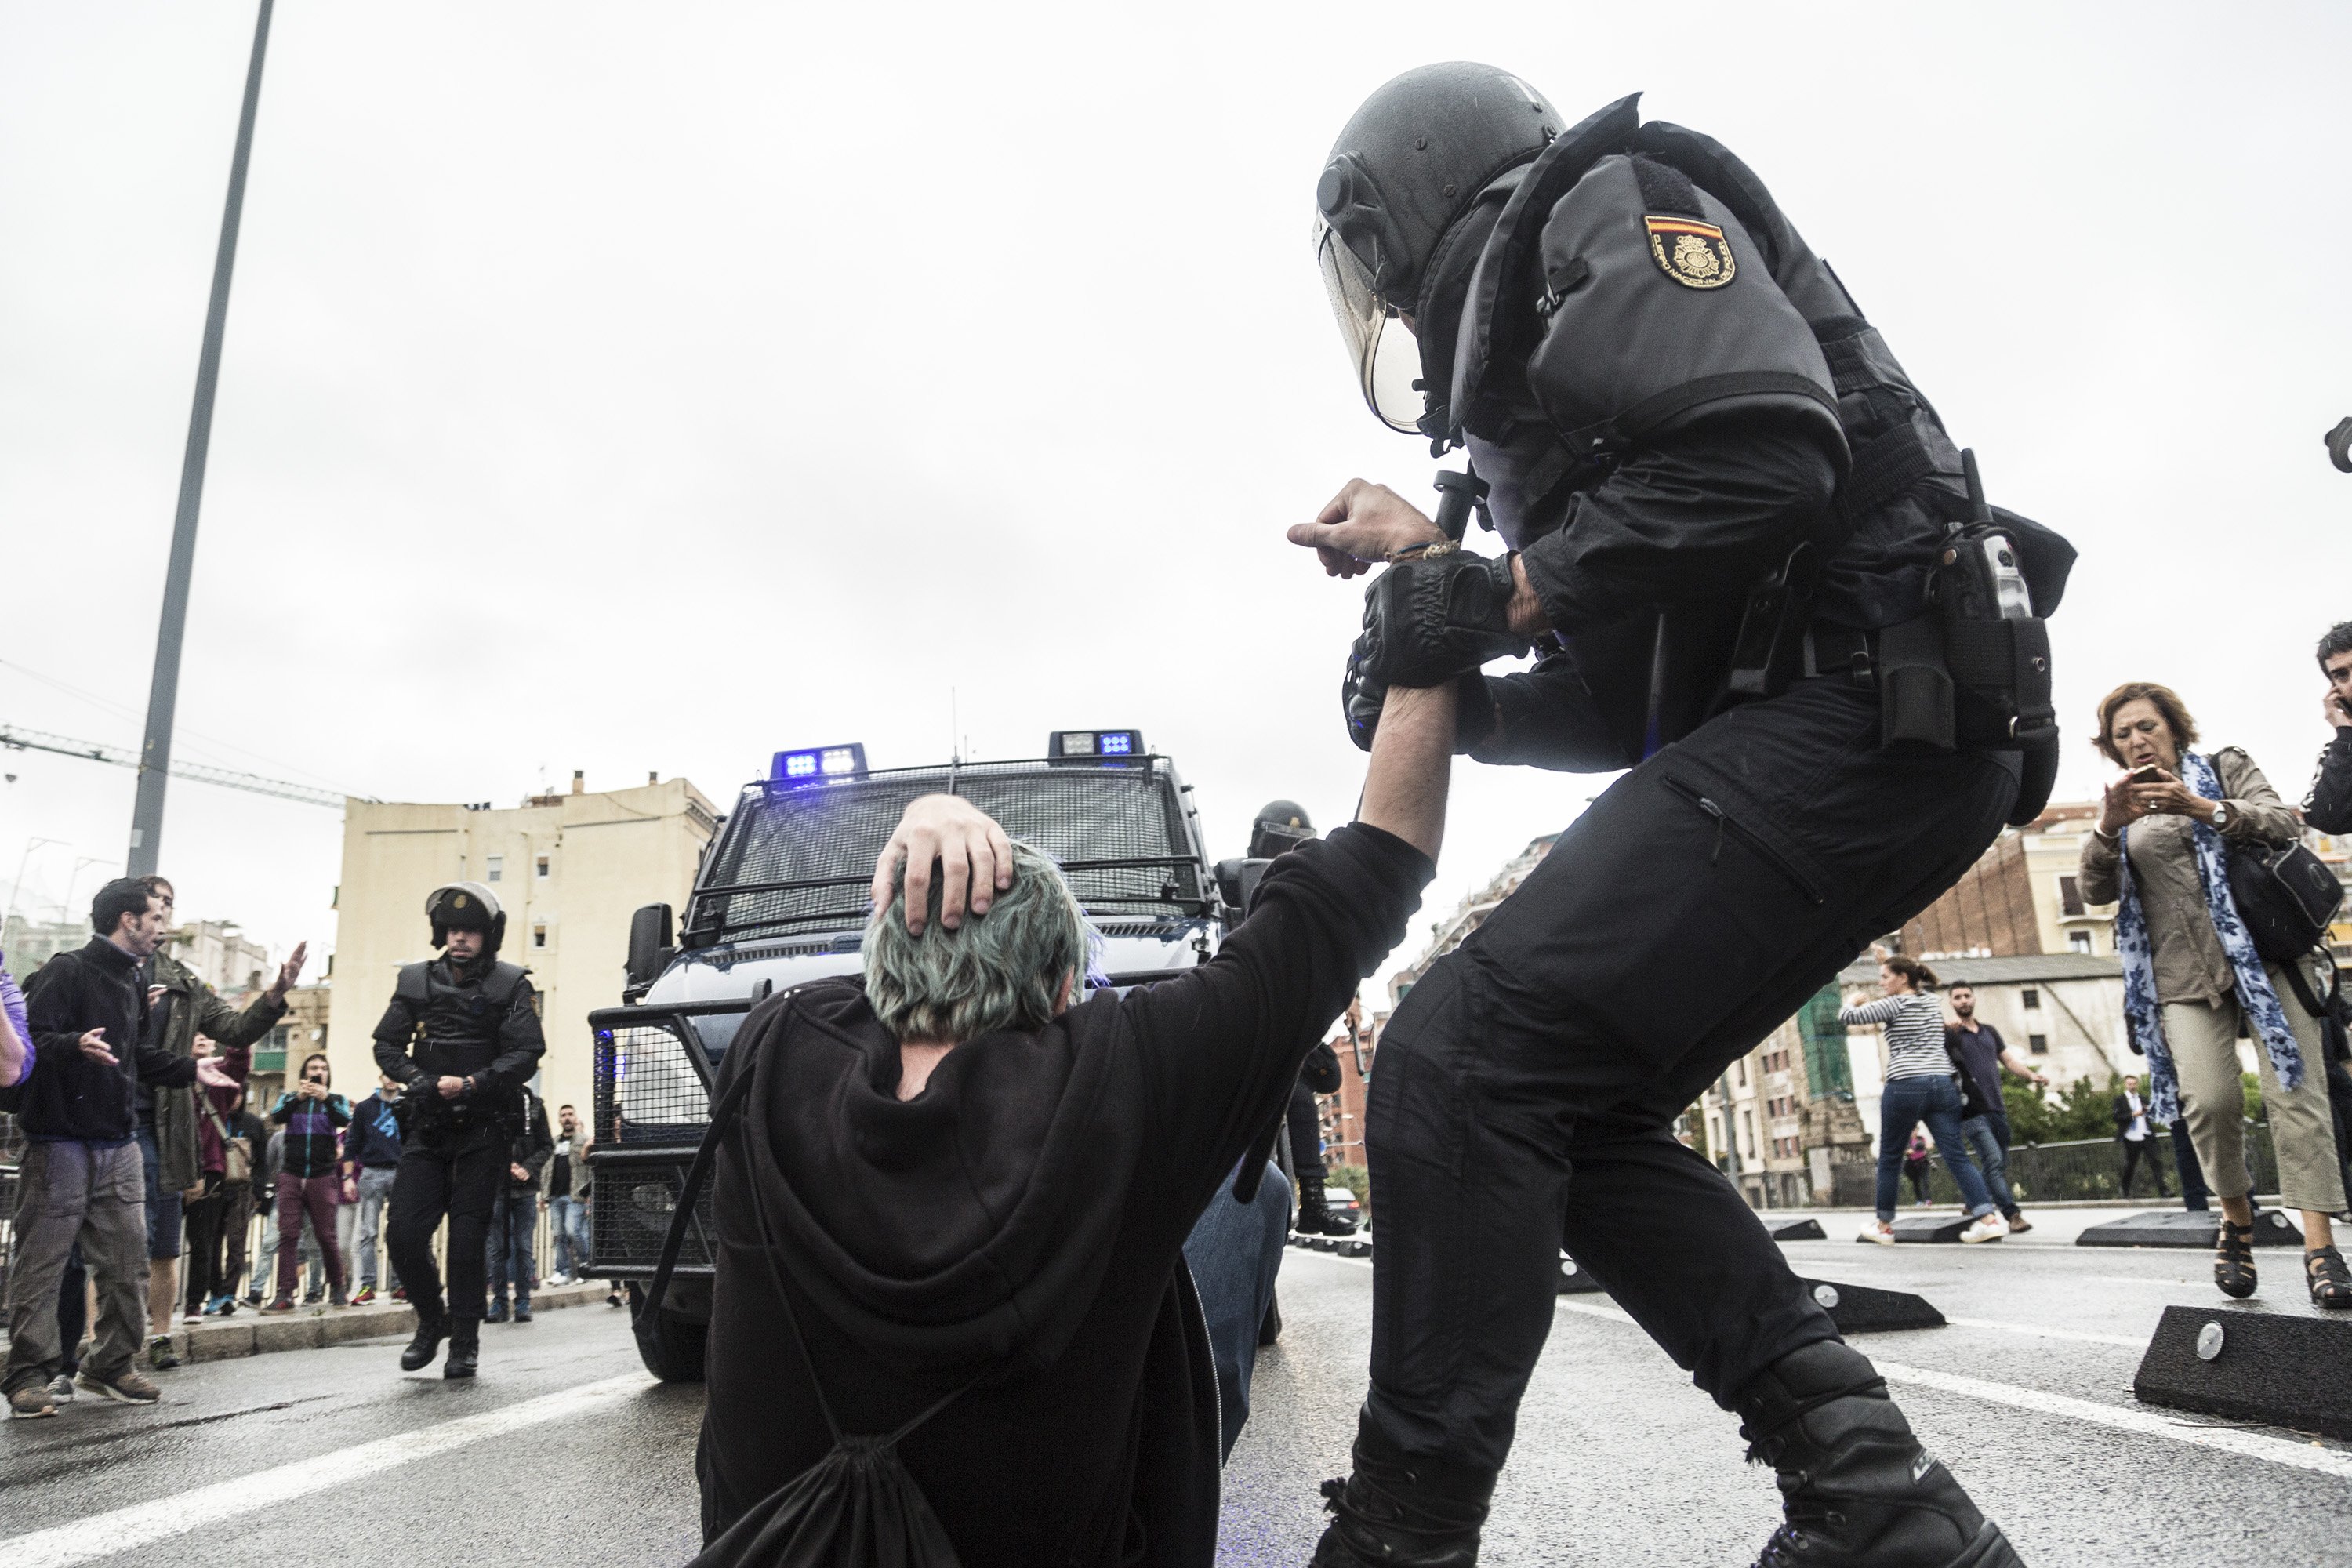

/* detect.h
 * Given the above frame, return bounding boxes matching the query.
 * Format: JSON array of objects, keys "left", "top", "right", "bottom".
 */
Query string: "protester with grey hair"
[{"left": 690, "top": 685, "right": 1455, "bottom": 1567}]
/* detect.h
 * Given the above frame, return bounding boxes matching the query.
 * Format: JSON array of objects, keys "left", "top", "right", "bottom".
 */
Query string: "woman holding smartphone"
[{"left": 2077, "top": 682, "right": 2348, "bottom": 1308}]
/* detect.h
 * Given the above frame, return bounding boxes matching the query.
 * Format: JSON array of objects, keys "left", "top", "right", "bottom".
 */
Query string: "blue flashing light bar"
[
  {"left": 1048, "top": 729, "right": 1145, "bottom": 763},
  {"left": 769, "top": 742, "right": 869, "bottom": 787}
]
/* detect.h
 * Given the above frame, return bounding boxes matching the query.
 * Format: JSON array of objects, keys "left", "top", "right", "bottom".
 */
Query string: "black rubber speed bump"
[
  {"left": 1556, "top": 1254, "right": 1608, "bottom": 1294},
  {"left": 2078, "top": 1209, "right": 2305, "bottom": 1248},
  {"left": 2133, "top": 1305, "right": 2352, "bottom": 1438},
  {"left": 1339, "top": 1237, "right": 1372, "bottom": 1258},
  {"left": 1884, "top": 1214, "right": 1973, "bottom": 1243},
  {"left": 1771, "top": 1218, "right": 1827, "bottom": 1241},
  {"left": 1797, "top": 1278, "right": 1944, "bottom": 1334}
]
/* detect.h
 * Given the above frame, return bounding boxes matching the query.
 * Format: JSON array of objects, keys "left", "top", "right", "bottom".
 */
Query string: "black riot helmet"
[
  {"left": 1314, "top": 63, "right": 1563, "bottom": 436},
  {"left": 1247, "top": 799, "right": 1316, "bottom": 861},
  {"left": 426, "top": 880, "right": 506, "bottom": 958}
]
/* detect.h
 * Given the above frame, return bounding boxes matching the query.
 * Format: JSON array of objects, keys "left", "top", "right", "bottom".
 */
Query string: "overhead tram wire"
[{"left": 0, "top": 721, "right": 370, "bottom": 811}]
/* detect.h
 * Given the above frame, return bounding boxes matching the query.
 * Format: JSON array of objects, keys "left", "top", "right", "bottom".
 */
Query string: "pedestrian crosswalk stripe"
[{"left": 0, "top": 1372, "right": 652, "bottom": 1567}]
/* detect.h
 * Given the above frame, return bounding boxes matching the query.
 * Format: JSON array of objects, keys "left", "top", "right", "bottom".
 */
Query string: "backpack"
[{"left": 641, "top": 1025, "right": 985, "bottom": 1568}]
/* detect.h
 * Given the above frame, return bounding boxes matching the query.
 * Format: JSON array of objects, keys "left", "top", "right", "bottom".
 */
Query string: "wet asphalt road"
[{"left": 4, "top": 1212, "right": 2349, "bottom": 1566}]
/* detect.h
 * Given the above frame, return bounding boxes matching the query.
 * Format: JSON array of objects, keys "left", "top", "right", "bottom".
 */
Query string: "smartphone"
[{"left": 2129, "top": 765, "right": 2165, "bottom": 786}]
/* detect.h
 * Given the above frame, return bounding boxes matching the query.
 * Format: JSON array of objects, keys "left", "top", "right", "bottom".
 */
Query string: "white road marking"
[
  {"left": 1942, "top": 1317, "right": 2145, "bottom": 1348},
  {"left": 1549, "top": 1298, "right": 2352, "bottom": 1479},
  {"left": 0, "top": 1372, "right": 653, "bottom": 1568}
]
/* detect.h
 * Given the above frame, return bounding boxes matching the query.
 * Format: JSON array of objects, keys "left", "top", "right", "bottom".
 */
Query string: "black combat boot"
[
  {"left": 1311, "top": 1410, "right": 1494, "bottom": 1567},
  {"left": 1736, "top": 1341, "right": 2024, "bottom": 1568},
  {"left": 442, "top": 1317, "right": 481, "bottom": 1380},
  {"left": 1296, "top": 1185, "right": 1359, "bottom": 1238},
  {"left": 399, "top": 1312, "right": 447, "bottom": 1373}
]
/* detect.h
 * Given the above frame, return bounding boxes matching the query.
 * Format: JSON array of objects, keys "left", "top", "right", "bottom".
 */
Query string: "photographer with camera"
[
  {"left": 2306, "top": 621, "right": 2352, "bottom": 835},
  {"left": 372, "top": 882, "right": 546, "bottom": 1378}
]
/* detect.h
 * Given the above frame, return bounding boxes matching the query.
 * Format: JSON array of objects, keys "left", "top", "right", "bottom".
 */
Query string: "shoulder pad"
[
  {"left": 394, "top": 963, "right": 431, "bottom": 1004},
  {"left": 1450, "top": 93, "right": 1640, "bottom": 437},
  {"left": 484, "top": 962, "right": 533, "bottom": 1006}
]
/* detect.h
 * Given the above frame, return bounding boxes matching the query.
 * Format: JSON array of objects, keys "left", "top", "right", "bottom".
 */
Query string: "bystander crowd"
[
  {"left": 2, "top": 879, "right": 235, "bottom": 1417},
  {"left": 543, "top": 1102, "right": 591, "bottom": 1285},
  {"left": 1944, "top": 982, "right": 2049, "bottom": 1234},
  {"left": 485, "top": 1084, "right": 552, "bottom": 1323},
  {"left": 1845, "top": 953, "right": 2006, "bottom": 1246},
  {"left": 342, "top": 1071, "right": 407, "bottom": 1304}
]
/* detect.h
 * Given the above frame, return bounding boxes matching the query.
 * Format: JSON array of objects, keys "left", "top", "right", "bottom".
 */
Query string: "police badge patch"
[{"left": 1643, "top": 216, "right": 1736, "bottom": 289}]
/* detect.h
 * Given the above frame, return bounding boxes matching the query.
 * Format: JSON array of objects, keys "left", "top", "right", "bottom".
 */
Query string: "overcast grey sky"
[{"left": 2, "top": 2, "right": 2347, "bottom": 985}]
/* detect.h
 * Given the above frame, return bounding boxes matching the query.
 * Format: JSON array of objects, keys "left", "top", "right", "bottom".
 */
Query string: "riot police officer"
[
  {"left": 374, "top": 882, "right": 545, "bottom": 1379},
  {"left": 1293, "top": 67, "right": 2068, "bottom": 1567}
]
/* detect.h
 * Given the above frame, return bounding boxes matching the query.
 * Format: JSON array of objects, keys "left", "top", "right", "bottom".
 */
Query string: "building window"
[
  {"left": 2028, "top": 1033, "right": 2048, "bottom": 1054},
  {"left": 2058, "top": 874, "right": 2085, "bottom": 916},
  {"left": 532, "top": 924, "right": 548, "bottom": 949},
  {"left": 2021, "top": 988, "right": 2041, "bottom": 1010},
  {"left": 2068, "top": 931, "right": 2092, "bottom": 954},
  {"left": 486, "top": 855, "right": 503, "bottom": 883},
  {"left": 536, "top": 855, "right": 550, "bottom": 880}
]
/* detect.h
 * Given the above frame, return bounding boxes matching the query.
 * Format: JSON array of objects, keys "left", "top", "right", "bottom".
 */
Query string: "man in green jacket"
[{"left": 137, "top": 876, "right": 307, "bottom": 1358}]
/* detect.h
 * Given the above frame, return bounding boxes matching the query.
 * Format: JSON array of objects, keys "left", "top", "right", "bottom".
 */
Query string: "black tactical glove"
[{"left": 1357, "top": 551, "right": 1529, "bottom": 691}]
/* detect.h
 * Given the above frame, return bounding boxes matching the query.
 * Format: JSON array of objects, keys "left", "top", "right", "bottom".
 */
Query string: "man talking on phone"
[{"left": 2305, "top": 621, "right": 2352, "bottom": 834}]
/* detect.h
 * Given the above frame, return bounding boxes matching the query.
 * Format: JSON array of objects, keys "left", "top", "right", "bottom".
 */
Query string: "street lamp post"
[{"left": 128, "top": 0, "right": 275, "bottom": 877}]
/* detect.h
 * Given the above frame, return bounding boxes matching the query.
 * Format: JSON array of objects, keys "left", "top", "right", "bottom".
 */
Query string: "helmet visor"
[{"left": 1316, "top": 221, "right": 1424, "bottom": 434}]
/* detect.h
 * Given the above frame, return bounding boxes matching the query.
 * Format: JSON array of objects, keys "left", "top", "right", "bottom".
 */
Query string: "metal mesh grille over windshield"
[{"left": 694, "top": 759, "right": 1200, "bottom": 944}]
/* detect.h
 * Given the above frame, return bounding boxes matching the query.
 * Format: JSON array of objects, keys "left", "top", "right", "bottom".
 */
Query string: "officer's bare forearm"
[{"left": 1359, "top": 684, "right": 1455, "bottom": 862}]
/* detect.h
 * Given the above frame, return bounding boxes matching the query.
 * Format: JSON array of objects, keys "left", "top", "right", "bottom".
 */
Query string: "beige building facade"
[{"left": 326, "top": 775, "right": 718, "bottom": 1128}]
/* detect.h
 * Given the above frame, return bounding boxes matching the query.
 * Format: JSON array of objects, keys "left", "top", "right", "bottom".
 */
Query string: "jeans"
[
  {"left": 1959, "top": 1110, "right": 2019, "bottom": 1218},
  {"left": 3, "top": 1142, "right": 148, "bottom": 1394},
  {"left": 1875, "top": 1076, "right": 1997, "bottom": 1223},
  {"left": 135, "top": 1125, "right": 184, "bottom": 1261},
  {"left": 486, "top": 1188, "right": 537, "bottom": 1310},
  {"left": 1181, "top": 1161, "right": 1291, "bottom": 1461},
  {"left": 1362, "top": 678, "right": 2017, "bottom": 1471},
  {"left": 352, "top": 1166, "right": 399, "bottom": 1289},
  {"left": 548, "top": 1195, "right": 589, "bottom": 1276}
]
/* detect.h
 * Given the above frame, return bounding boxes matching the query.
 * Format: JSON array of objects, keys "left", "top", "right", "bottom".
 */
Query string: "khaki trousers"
[
  {"left": 2, "top": 1142, "right": 149, "bottom": 1394},
  {"left": 2164, "top": 960, "right": 2347, "bottom": 1215}
]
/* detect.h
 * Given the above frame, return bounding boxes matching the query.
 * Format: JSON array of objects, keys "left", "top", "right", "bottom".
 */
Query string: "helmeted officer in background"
[
  {"left": 374, "top": 882, "right": 546, "bottom": 1379},
  {"left": 1292, "top": 67, "right": 2071, "bottom": 1568}
]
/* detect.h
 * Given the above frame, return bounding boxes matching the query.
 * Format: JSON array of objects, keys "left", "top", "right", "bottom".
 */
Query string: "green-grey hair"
[{"left": 862, "top": 840, "right": 1092, "bottom": 1043}]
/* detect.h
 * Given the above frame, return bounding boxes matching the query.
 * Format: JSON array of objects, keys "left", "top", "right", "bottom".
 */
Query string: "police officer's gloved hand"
[
  {"left": 1343, "top": 637, "right": 1496, "bottom": 756},
  {"left": 1357, "top": 552, "right": 1529, "bottom": 691}
]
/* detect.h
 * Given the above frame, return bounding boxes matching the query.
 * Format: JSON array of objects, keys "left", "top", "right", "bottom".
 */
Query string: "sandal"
[
  {"left": 2306, "top": 1246, "right": 2352, "bottom": 1310},
  {"left": 2214, "top": 1221, "right": 2257, "bottom": 1299}
]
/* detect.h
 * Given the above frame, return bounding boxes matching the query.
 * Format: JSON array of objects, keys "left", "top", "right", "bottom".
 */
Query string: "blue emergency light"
[
  {"left": 1048, "top": 729, "right": 1144, "bottom": 762},
  {"left": 770, "top": 742, "right": 868, "bottom": 786}
]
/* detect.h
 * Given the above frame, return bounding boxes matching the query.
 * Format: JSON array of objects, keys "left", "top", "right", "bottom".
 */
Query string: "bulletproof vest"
[{"left": 393, "top": 958, "right": 530, "bottom": 1084}]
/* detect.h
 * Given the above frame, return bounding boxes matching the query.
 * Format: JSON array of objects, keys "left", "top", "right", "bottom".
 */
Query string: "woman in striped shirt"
[{"left": 1841, "top": 954, "right": 2005, "bottom": 1245}]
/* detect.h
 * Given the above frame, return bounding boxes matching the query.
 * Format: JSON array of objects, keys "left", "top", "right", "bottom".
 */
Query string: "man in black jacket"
[
  {"left": 373, "top": 882, "right": 546, "bottom": 1379},
  {"left": 1293, "top": 67, "right": 2042, "bottom": 1567},
  {"left": 485, "top": 1086, "right": 553, "bottom": 1323},
  {"left": 2, "top": 879, "right": 236, "bottom": 1416},
  {"left": 692, "top": 685, "right": 1454, "bottom": 1567},
  {"left": 2307, "top": 621, "right": 2352, "bottom": 833}
]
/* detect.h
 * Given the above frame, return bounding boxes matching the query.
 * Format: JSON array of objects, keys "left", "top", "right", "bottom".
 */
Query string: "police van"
[{"left": 584, "top": 730, "right": 1250, "bottom": 1381}]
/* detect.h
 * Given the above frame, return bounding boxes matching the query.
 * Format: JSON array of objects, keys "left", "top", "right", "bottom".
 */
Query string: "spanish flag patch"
[{"left": 1643, "top": 216, "right": 1737, "bottom": 289}]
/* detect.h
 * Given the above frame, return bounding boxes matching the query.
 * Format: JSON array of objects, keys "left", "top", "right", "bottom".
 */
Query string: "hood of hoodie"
[{"left": 732, "top": 977, "right": 1145, "bottom": 1377}]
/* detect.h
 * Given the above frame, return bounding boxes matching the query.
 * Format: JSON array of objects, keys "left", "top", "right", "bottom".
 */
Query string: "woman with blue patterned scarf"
[{"left": 2077, "top": 682, "right": 2349, "bottom": 1309}]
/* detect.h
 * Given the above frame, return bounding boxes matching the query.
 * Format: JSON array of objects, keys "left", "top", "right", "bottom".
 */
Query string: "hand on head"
[{"left": 872, "top": 794, "right": 1015, "bottom": 935}]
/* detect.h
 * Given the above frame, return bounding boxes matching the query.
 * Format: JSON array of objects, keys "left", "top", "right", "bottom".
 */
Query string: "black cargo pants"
[
  {"left": 386, "top": 1120, "right": 506, "bottom": 1325},
  {"left": 1363, "top": 678, "right": 2017, "bottom": 1471}
]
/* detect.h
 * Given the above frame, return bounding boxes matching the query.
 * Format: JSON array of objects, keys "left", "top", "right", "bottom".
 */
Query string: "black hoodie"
[{"left": 695, "top": 823, "right": 1431, "bottom": 1567}]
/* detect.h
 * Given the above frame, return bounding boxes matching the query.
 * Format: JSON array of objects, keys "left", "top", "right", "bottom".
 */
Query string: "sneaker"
[
  {"left": 390, "top": 1287, "right": 408, "bottom": 1303},
  {"left": 350, "top": 1286, "right": 377, "bottom": 1306},
  {"left": 260, "top": 1298, "right": 296, "bottom": 1313},
  {"left": 1960, "top": 1213, "right": 2010, "bottom": 1244},
  {"left": 513, "top": 1305, "right": 532, "bottom": 1323},
  {"left": 2005, "top": 1214, "right": 2034, "bottom": 1236},
  {"left": 243, "top": 1290, "right": 262, "bottom": 1308},
  {"left": 216, "top": 1296, "right": 239, "bottom": 1318},
  {"left": 1858, "top": 1221, "right": 1896, "bottom": 1246},
  {"left": 302, "top": 1290, "right": 324, "bottom": 1306},
  {"left": 484, "top": 1301, "right": 509, "bottom": 1325},
  {"left": 45, "top": 1374, "right": 76, "bottom": 1405},
  {"left": 605, "top": 1289, "right": 623, "bottom": 1309},
  {"left": 77, "top": 1367, "right": 162, "bottom": 1404},
  {"left": 329, "top": 1290, "right": 348, "bottom": 1308},
  {"left": 545, "top": 1272, "right": 571, "bottom": 1287},
  {"left": 147, "top": 1337, "right": 181, "bottom": 1370},
  {"left": 9, "top": 1386, "right": 56, "bottom": 1419},
  {"left": 182, "top": 1310, "right": 203, "bottom": 1326}
]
